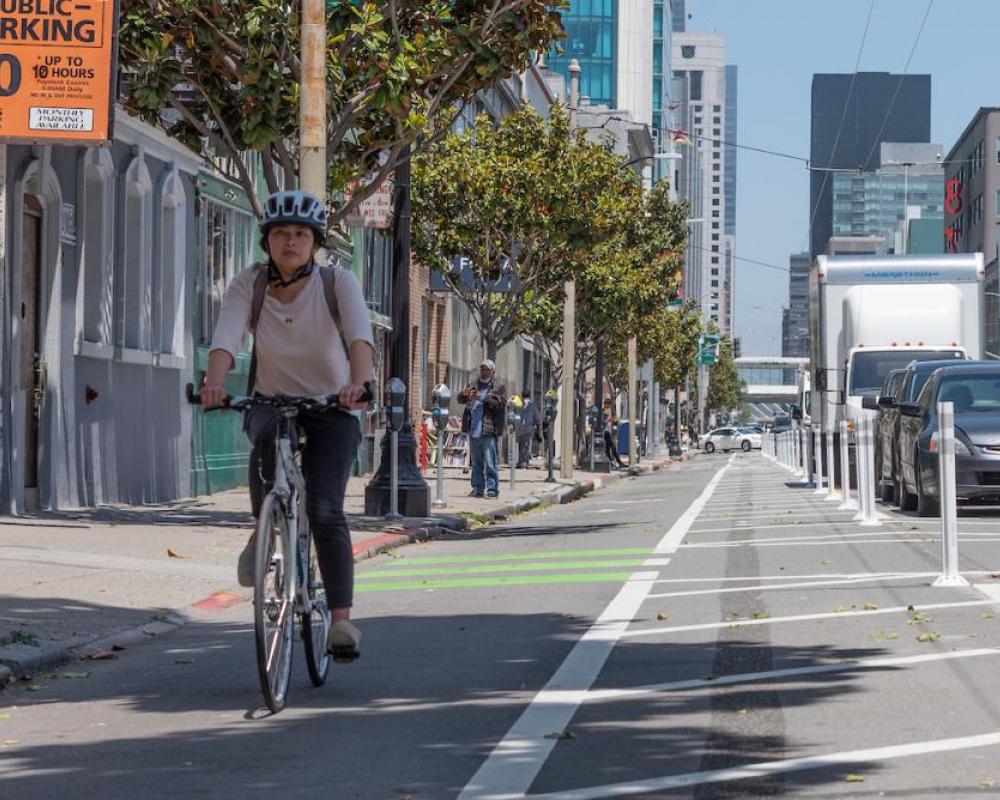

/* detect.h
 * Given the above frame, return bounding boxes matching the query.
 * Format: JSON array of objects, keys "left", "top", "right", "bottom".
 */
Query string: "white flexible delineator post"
[
  {"left": 855, "top": 416, "right": 882, "bottom": 527},
  {"left": 813, "top": 429, "right": 826, "bottom": 495},
  {"left": 933, "top": 401, "right": 968, "bottom": 587},
  {"left": 838, "top": 418, "right": 858, "bottom": 511},
  {"left": 825, "top": 425, "right": 840, "bottom": 501}
]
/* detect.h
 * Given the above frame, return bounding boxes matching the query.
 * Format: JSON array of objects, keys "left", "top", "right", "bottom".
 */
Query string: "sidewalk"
[{"left": 0, "top": 452, "right": 689, "bottom": 685}]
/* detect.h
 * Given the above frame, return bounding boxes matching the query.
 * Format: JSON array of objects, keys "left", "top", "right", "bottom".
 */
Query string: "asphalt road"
[{"left": 4, "top": 453, "right": 1000, "bottom": 799}]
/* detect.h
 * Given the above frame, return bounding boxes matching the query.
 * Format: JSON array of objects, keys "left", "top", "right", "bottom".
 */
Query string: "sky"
[{"left": 686, "top": 0, "right": 1000, "bottom": 355}]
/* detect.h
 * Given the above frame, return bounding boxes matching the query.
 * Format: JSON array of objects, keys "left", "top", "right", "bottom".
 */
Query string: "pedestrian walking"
[
  {"left": 602, "top": 402, "right": 626, "bottom": 470},
  {"left": 517, "top": 390, "right": 541, "bottom": 468},
  {"left": 459, "top": 359, "right": 507, "bottom": 498}
]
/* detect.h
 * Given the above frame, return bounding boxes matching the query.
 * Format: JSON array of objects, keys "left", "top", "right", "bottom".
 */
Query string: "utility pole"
[
  {"left": 559, "top": 59, "right": 580, "bottom": 480},
  {"left": 628, "top": 337, "right": 638, "bottom": 466},
  {"left": 299, "top": 0, "right": 326, "bottom": 207}
]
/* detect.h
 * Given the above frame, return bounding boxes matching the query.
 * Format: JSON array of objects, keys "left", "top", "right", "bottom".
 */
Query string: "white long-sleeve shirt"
[{"left": 210, "top": 266, "right": 374, "bottom": 397}]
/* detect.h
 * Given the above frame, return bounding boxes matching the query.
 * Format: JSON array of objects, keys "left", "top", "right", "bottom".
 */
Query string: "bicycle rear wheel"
[
  {"left": 254, "top": 493, "right": 294, "bottom": 712},
  {"left": 300, "top": 522, "right": 331, "bottom": 686}
]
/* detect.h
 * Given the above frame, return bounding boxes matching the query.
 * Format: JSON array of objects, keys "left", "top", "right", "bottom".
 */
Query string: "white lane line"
[
  {"left": 685, "top": 521, "right": 884, "bottom": 535},
  {"left": 527, "top": 732, "right": 1000, "bottom": 799},
  {"left": 655, "top": 455, "right": 735, "bottom": 555},
  {"left": 650, "top": 571, "right": 943, "bottom": 584},
  {"left": 682, "top": 537, "right": 940, "bottom": 549},
  {"left": 682, "top": 530, "right": 929, "bottom": 546},
  {"left": 645, "top": 572, "right": 938, "bottom": 600},
  {"left": 620, "top": 599, "right": 996, "bottom": 639},
  {"left": 579, "top": 648, "right": 1000, "bottom": 704},
  {"left": 693, "top": 510, "right": 857, "bottom": 522},
  {"left": 642, "top": 558, "right": 672, "bottom": 567},
  {"left": 457, "top": 458, "right": 733, "bottom": 800}
]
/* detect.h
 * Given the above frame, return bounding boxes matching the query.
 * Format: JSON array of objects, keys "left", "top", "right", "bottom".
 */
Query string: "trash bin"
[{"left": 618, "top": 420, "right": 630, "bottom": 454}]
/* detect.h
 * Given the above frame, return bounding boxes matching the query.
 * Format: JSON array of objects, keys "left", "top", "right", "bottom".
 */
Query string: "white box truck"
[{"left": 809, "top": 253, "right": 984, "bottom": 434}]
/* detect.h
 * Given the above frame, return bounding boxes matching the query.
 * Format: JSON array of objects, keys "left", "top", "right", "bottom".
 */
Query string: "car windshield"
[
  {"left": 850, "top": 350, "right": 965, "bottom": 396},
  {"left": 935, "top": 376, "right": 1000, "bottom": 413},
  {"left": 773, "top": 416, "right": 791, "bottom": 427}
]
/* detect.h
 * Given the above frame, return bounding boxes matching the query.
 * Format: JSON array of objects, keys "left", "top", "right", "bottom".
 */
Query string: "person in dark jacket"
[
  {"left": 459, "top": 359, "right": 507, "bottom": 497},
  {"left": 516, "top": 390, "right": 542, "bottom": 468}
]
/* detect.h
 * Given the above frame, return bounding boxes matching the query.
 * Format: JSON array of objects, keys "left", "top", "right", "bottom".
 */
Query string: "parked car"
[
  {"left": 771, "top": 415, "right": 793, "bottom": 433},
  {"left": 865, "top": 368, "right": 906, "bottom": 502},
  {"left": 703, "top": 427, "right": 755, "bottom": 453},
  {"left": 737, "top": 427, "right": 763, "bottom": 449},
  {"left": 866, "top": 355, "right": 974, "bottom": 506},
  {"left": 897, "top": 363, "right": 1000, "bottom": 516}
]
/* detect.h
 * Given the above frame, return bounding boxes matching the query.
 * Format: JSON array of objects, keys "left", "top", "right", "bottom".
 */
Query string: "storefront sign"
[
  {"left": 0, "top": 0, "right": 119, "bottom": 143},
  {"left": 344, "top": 178, "right": 393, "bottom": 229}
]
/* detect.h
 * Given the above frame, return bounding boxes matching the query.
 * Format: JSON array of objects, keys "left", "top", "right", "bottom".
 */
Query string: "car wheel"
[
  {"left": 915, "top": 462, "right": 940, "bottom": 517},
  {"left": 741, "top": 440, "right": 751, "bottom": 452},
  {"left": 704, "top": 442, "right": 715, "bottom": 454}
]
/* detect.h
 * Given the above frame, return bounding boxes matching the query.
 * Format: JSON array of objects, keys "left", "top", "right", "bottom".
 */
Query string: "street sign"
[
  {"left": 0, "top": 0, "right": 120, "bottom": 143},
  {"left": 697, "top": 333, "right": 719, "bottom": 365},
  {"left": 344, "top": 178, "right": 393, "bottom": 228}
]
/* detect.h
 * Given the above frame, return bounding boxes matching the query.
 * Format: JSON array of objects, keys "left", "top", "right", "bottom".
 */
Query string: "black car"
[
  {"left": 897, "top": 363, "right": 1000, "bottom": 516},
  {"left": 867, "top": 356, "right": 973, "bottom": 506},
  {"left": 771, "top": 415, "right": 793, "bottom": 433},
  {"left": 866, "top": 368, "right": 905, "bottom": 500}
]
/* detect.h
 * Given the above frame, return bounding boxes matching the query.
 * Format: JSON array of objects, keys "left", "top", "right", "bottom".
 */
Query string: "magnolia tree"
[
  {"left": 119, "top": 0, "right": 567, "bottom": 224},
  {"left": 411, "top": 106, "right": 635, "bottom": 360},
  {"left": 707, "top": 336, "right": 745, "bottom": 417}
]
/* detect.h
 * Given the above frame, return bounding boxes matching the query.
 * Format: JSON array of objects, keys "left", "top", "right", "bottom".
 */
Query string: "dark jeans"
[
  {"left": 246, "top": 406, "right": 360, "bottom": 609},
  {"left": 604, "top": 431, "right": 624, "bottom": 468}
]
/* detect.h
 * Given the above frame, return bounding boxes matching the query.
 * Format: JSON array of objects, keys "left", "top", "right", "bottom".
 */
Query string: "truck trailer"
[{"left": 809, "top": 252, "right": 984, "bottom": 442}]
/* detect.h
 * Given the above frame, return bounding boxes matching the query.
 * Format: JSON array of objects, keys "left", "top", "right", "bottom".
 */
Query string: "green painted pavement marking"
[
  {"left": 356, "top": 572, "right": 635, "bottom": 593},
  {"left": 371, "top": 546, "right": 652, "bottom": 567},
  {"left": 357, "top": 558, "right": 649, "bottom": 580}
]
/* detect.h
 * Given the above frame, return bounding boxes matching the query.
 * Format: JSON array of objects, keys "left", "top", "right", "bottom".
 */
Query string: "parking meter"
[
  {"left": 431, "top": 384, "right": 451, "bottom": 507},
  {"left": 588, "top": 405, "right": 599, "bottom": 470},
  {"left": 385, "top": 377, "right": 406, "bottom": 519},
  {"left": 543, "top": 390, "right": 558, "bottom": 482}
]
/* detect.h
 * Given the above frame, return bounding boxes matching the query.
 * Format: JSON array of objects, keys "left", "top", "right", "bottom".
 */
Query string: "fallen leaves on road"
[
  {"left": 863, "top": 602, "right": 878, "bottom": 611},
  {"left": 916, "top": 632, "right": 941, "bottom": 643},
  {"left": 2, "top": 739, "right": 18, "bottom": 746},
  {"left": 844, "top": 774, "right": 865, "bottom": 783},
  {"left": 656, "top": 612, "right": 668, "bottom": 621},
  {"left": 751, "top": 611, "right": 770, "bottom": 620},
  {"left": 24, "top": 684, "right": 44, "bottom": 692},
  {"left": 60, "top": 672, "right": 90, "bottom": 679},
  {"left": 166, "top": 548, "right": 185, "bottom": 559},
  {"left": 84, "top": 650, "right": 118, "bottom": 661},
  {"left": 982, "top": 613, "right": 995, "bottom": 620},
  {"left": 544, "top": 730, "right": 576, "bottom": 740}
]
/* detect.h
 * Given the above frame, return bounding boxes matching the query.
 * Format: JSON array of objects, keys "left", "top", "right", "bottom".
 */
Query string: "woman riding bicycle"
[{"left": 200, "top": 189, "right": 374, "bottom": 662}]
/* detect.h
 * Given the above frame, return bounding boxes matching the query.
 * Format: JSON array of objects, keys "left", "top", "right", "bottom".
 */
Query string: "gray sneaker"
[
  {"left": 327, "top": 620, "right": 361, "bottom": 663},
  {"left": 237, "top": 533, "right": 256, "bottom": 587}
]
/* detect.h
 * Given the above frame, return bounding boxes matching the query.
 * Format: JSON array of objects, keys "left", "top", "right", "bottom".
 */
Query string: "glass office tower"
[{"left": 548, "top": 0, "right": 617, "bottom": 107}]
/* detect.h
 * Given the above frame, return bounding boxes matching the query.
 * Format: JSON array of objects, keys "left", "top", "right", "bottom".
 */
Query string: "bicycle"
[{"left": 186, "top": 383, "right": 370, "bottom": 712}]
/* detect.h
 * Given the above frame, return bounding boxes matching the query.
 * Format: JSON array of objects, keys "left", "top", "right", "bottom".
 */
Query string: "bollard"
[
  {"left": 813, "top": 429, "right": 826, "bottom": 495},
  {"left": 792, "top": 429, "right": 804, "bottom": 479},
  {"left": 837, "top": 419, "right": 858, "bottom": 511},
  {"left": 854, "top": 416, "right": 881, "bottom": 527},
  {"left": 804, "top": 426, "right": 815, "bottom": 487},
  {"left": 510, "top": 429, "right": 517, "bottom": 490},
  {"left": 933, "top": 401, "right": 968, "bottom": 587},
  {"left": 825, "top": 425, "right": 840, "bottom": 501}
]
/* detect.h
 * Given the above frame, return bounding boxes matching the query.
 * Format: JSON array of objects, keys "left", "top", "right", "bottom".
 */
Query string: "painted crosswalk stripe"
[
  {"left": 355, "top": 572, "right": 638, "bottom": 593},
  {"left": 357, "top": 558, "right": 650, "bottom": 580},
  {"left": 371, "top": 546, "right": 652, "bottom": 567}
]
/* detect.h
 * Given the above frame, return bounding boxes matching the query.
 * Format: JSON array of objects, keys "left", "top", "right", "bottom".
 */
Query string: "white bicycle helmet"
[{"left": 261, "top": 189, "right": 327, "bottom": 237}]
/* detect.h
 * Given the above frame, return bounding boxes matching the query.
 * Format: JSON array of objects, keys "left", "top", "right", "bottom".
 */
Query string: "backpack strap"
[
  {"left": 318, "top": 265, "right": 351, "bottom": 358},
  {"left": 245, "top": 263, "right": 269, "bottom": 394}
]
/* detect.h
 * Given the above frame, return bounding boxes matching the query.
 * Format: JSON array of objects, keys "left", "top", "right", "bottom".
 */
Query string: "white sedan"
[{"left": 703, "top": 427, "right": 758, "bottom": 453}]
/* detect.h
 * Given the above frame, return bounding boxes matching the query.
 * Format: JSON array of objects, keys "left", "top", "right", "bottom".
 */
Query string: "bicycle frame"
[{"left": 268, "top": 410, "right": 314, "bottom": 617}]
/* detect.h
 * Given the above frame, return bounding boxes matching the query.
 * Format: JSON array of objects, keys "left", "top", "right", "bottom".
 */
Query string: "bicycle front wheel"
[
  {"left": 254, "top": 493, "right": 294, "bottom": 712},
  {"left": 300, "top": 521, "right": 331, "bottom": 686}
]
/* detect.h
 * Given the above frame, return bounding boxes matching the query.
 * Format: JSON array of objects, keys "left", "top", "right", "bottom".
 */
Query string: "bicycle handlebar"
[{"left": 185, "top": 382, "right": 373, "bottom": 412}]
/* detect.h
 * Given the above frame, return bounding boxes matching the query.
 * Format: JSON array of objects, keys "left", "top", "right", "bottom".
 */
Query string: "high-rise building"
[
  {"left": 810, "top": 72, "right": 931, "bottom": 257},
  {"left": 724, "top": 63, "right": 737, "bottom": 334},
  {"left": 652, "top": 1, "right": 673, "bottom": 185},
  {"left": 781, "top": 252, "right": 811, "bottom": 359},
  {"left": 672, "top": 32, "right": 729, "bottom": 333},
  {"left": 547, "top": 1, "right": 653, "bottom": 124},
  {"left": 831, "top": 142, "right": 944, "bottom": 251},
  {"left": 672, "top": 0, "right": 686, "bottom": 34}
]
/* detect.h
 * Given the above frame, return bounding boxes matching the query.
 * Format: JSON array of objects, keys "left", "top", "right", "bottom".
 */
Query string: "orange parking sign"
[{"left": 0, "top": 0, "right": 119, "bottom": 143}]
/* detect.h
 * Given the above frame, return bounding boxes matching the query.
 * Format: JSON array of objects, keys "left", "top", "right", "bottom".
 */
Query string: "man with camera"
[{"left": 459, "top": 359, "right": 507, "bottom": 498}]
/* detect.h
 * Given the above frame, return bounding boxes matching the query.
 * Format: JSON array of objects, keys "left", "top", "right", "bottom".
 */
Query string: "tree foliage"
[
  {"left": 707, "top": 337, "right": 744, "bottom": 413},
  {"left": 411, "top": 106, "right": 635, "bottom": 359},
  {"left": 605, "top": 301, "right": 703, "bottom": 394},
  {"left": 119, "top": 0, "right": 567, "bottom": 223}
]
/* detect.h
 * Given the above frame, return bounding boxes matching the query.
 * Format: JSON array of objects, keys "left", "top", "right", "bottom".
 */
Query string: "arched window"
[
  {"left": 119, "top": 152, "right": 153, "bottom": 351},
  {"left": 155, "top": 168, "right": 186, "bottom": 356},
  {"left": 79, "top": 148, "right": 115, "bottom": 346}
]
